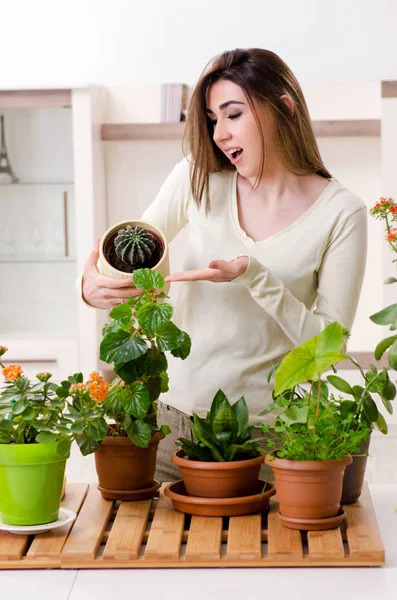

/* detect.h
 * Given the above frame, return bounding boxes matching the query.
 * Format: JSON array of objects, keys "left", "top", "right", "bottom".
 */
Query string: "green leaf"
[
  {"left": 133, "top": 269, "right": 164, "bottom": 291},
  {"left": 122, "top": 383, "right": 150, "bottom": 419},
  {"left": 160, "top": 424, "right": 171, "bottom": 436},
  {"left": 382, "top": 378, "right": 396, "bottom": 402},
  {"left": 155, "top": 322, "right": 186, "bottom": 352},
  {"left": 362, "top": 394, "right": 379, "bottom": 422},
  {"left": 170, "top": 333, "right": 192, "bottom": 360},
  {"left": 327, "top": 375, "right": 354, "bottom": 395},
  {"left": 100, "top": 331, "right": 148, "bottom": 364},
  {"left": 227, "top": 441, "right": 261, "bottom": 461},
  {"left": 211, "top": 395, "right": 237, "bottom": 438},
  {"left": 12, "top": 398, "right": 28, "bottom": 415},
  {"left": 274, "top": 322, "right": 348, "bottom": 395},
  {"left": 175, "top": 438, "right": 214, "bottom": 461},
  {"left": 374, "top": 413, "right": 388, "bottom": 434},
  {"left": 0, "top": 418, "right": 13, "bottom": 430},
  {"left": 137, "top": 302, "right": 173, "bottom": 334},
  {"left": 370, "top": 304, "right": 397, "bottom": 327},
  {"left": 103, "top": 386, "right": 129, "bottom": 416},
  {"left": 191, "top": 413, "right": 224, "bottom": 461},
  {"left": 384, "top": 277, "right": 397, "bottom": 285},
  {"left": 71, "top": 422, "right": 85, "bottom": 434},
  {"left": 160, "top": 371, "right": 169, "bottom": 393},
  {"left": 232, "top": 396, "right": 249, "bottom": 438},
  {"left": 388, "top": 339, "right": 397, "bottom": 370},
  {"left": 109, "top": 304, "right": 132, "bottom": 320},
  {"left": 36, "top": 431, "right": 57, "bottom": 444},
  {"left": 20, "top": 406, "right": 35, "bottom": 420},
  {"left": 279, "top": 405, "right": 309, "bottom": 425},
  {"left": 56, "top": 440, "right": 71, "bottom": 457},
  {"left": 374, "top": 335, "right": 397, "bottom": 361},
  {"left": 126, "top": 420, "right": 152, "bottom": 447},
  {"left": 380, "top": 396, "right": 393, "bottom": 414},
  {"left": 75, "top": 433, "right": 102, "bottom": 456},
  {"left": 102, "top": 316, "right": 131, "bottom": 336}
]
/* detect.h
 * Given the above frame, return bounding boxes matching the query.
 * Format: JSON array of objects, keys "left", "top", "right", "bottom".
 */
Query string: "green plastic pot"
[{"left": 0, "top": 440, "right": 71, "bottom": 525}]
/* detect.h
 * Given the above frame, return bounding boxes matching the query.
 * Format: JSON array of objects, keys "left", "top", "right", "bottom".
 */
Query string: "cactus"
[{"left": 114, "top": 225, "right": 157, "bottom": 268}]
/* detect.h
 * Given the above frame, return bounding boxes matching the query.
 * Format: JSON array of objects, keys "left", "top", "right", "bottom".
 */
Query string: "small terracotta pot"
[
  {"left": 265, "top": 455, "right": 352, "bottom": 520},
  {"left": 99, "top": 220, "right": 170, "bottom": 294},
  {"left": 95, "top": 432, "right": 164, "bottom": 496},
  {"left": 172, "top": 450, "right": 264, "bottom": 498},
  {"left": 341, "top": 431, "right": 372, "bottom": 505}
]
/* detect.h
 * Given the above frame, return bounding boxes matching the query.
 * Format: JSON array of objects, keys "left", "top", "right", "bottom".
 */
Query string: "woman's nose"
[{"left": 213, "top": 122, "right": 232, "bottom": 146}]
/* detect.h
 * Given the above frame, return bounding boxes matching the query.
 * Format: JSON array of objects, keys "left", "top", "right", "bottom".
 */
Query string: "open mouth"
[{"left": 227, "top": 148, "right": 243, "bottom": 163}]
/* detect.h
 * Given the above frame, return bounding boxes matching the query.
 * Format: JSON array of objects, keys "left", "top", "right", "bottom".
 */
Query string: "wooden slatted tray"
[{"left": 0, "top": 481, "right": 384, "bottom": 569}]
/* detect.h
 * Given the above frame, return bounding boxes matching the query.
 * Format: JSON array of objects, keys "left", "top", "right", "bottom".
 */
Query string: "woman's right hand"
[{"left": 82, "top": 241, "right": 142, "bottom": 309}]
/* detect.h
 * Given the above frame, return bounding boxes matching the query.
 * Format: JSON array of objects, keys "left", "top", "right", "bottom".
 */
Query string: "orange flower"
[
  {"left": 2, "top": 364, "right": 23, "bottom": 382},
  {"left": 386, "top": 228, "right": 397, "bottom": 243},
  {"left": 87, "top": 373, "right": 109, "bottom": 402},
  {"left": 70, "top": 382, "right": 87, "bottom": 393}
]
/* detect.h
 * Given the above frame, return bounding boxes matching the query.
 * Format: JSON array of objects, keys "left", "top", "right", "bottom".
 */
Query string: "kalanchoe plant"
[
  {"left": 115, "top": 225, "right": 157, "bottom": 269},
  {"left": 369, "top": 196, "right": 397, "bottom": 370},
  {"left": 261, "top": 322, "right": 392, "bottom": 461},
  {"left": 0, "top": 350, "right": 71, "bottom": 452},
  {"left": 176, "top": 390, "right": 265, "bottom": 462},
  {"left": 56, "top": 372, "right": 110, "bottom": 456},
  {"left": 98, "top": 268, "right": 191, "bottom": 448}
]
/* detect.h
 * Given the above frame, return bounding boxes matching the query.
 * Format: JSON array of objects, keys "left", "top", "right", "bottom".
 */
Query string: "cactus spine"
[{"left": 114, "top": 225, "right": 156, "bottom": 268}]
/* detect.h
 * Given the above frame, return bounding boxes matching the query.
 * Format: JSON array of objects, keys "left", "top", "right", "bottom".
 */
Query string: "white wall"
[{"left": 1, "top": 0, "right": 397, "bottom": 89}]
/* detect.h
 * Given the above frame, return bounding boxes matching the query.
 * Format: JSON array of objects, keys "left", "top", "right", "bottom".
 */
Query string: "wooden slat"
[
  {"left": 26, "top": 484, "right": 88, "bottom": 562},
  {"left": 382, "top": 81, "right": 397, "bottom": 98},
  {"left": 103, "top": 499, "right": 152, "bottom": 561},
  {"left": 307, "top": 528, "right": 345, "bottom": 560},
  {"left": 267, "top": 502, "right": 303, "bottom": 559},
  {"left": 185, "top": 516, "right": 222, "bottom": 561},
  {"left": 144, "top": 488, "right": 184, "bottom": 560},
  {"left": 0, "top": 532, "right": 30, "bottom": 561},
  {"left": 312, "top": 119, "right": 380, "bottom": 137},
  {"left": 227, "top": 515, "right": 262, "bottom": 560},
  {"left": 344, "top": 482, "right": 385, "bottom": 562},
  {"left": 0, "top": 90, "right": 72, "bottom": 108},
  {"left": 61, "top": 485, "right": 113, "bottom": 562},
  {"left": 101, "top": 119, "right": 380, "bottom": 141},
  {"left": 101, "top": 122, "right": 185, "bottom": 141}
]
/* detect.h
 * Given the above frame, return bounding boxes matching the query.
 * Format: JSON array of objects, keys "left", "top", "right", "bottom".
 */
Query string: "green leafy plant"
[
  {"left": 0, "top": 348, "right": 71, "bottom": 452},
  {"left": 98, "top": 268, "right": 191, "bottom": 448},
  {"left": 176, "top": 389, "right": 265, "bottom": 462},
  {"left": 114, "top": 225, "right": 157, "bottom": 269},
  {"left": 369, "top": 197, "right": 397, "bottom": 369},
  {"left": 262, "top": 322, "right": 393, "bottom": 461}
]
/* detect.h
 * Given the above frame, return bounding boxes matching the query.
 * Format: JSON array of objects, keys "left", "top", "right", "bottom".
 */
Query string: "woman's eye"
[{"left": 227, "top": 112, "right": 242, "bottom": 120}]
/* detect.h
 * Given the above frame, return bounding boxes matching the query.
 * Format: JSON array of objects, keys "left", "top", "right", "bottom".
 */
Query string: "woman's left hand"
[{"left": 165, "top": 256, "right": 249, "bottom": 283}]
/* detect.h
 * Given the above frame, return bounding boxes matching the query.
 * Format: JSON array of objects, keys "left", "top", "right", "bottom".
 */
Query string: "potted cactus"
[{"left": 99, "top": 220, "right": 170, "bottom": 292}]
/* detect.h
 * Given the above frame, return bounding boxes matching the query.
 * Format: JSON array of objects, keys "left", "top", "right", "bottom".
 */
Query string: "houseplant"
[
  {"left": 99, "top": 220, "right": 170, "bottom": 293},
  {"left": 0, "top": 347, "right": 72, "bottom": 525},
  {"left": 369, "top": 197, "right": 397, "bottom": 369},
  {"left": 262, "top": 322, "right": 373, "bottom": 530},
  {"left": 172, "top": 389, "right": 270, "bottom": 499},
  {"left": 68, "top": 267, "right": 191, "bottom": 500}
]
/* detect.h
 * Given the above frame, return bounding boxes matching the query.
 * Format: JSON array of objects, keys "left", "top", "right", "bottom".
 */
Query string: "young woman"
[{"left": 82, "top": 48, "right": 367, "bottom": 482}]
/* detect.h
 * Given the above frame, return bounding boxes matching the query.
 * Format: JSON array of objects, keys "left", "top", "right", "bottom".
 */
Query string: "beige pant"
[{"left": 155, "top": 401, "right": 273, "bottom": 484}]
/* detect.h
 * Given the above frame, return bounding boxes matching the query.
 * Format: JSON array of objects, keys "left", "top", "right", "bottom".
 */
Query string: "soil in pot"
[
  {"left": 341, "top": 432, "right": 372, "bottom": 505},
  {"left": 104, "top": 228, "right": 164, "bottom": 274},
  {"left": 265, "top": 455, "right": 352, "bottom": 521},
  {"left": 94, "top": 432, "right": 164, "bottom": 499},
  {"left": 172, "top": 450, "right": 264, "bottom": 498}
]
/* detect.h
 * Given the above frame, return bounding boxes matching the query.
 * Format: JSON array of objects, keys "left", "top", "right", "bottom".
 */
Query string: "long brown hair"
[{"left": 183, "top": 48, "right": 331, "bottom": 213}]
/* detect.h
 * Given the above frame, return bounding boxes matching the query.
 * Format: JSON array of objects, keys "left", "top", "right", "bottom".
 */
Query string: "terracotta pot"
[
  {"left": 172, "top": 450, "right": 264, "bottom": 498},
  {"left": 99, "top": 220, "right": 170, "bottom": 294},
  {"left": 265, "top": 455, "right": 352, "bottom": 520},
  {"left": 95, "top": 432, "right": 164, "bottom": 496},
  {"left": 341, "top": 431, "right": 372, "bottom": 505}
]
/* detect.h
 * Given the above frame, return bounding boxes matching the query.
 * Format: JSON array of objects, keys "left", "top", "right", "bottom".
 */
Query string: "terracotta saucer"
[
  {"left": 278, "top": 508, "right": 346, "bottom": 531},
  {"left": 164, "top": 479, "right": 275, "bottom": 517},
  {"left": 97, "top": 479, "right": 161, "bottom": 500}
]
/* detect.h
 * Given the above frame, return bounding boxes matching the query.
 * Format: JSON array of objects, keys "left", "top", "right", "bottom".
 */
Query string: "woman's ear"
[{"left": 280, "top": 94, "right": 294, "bottom": 116}]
